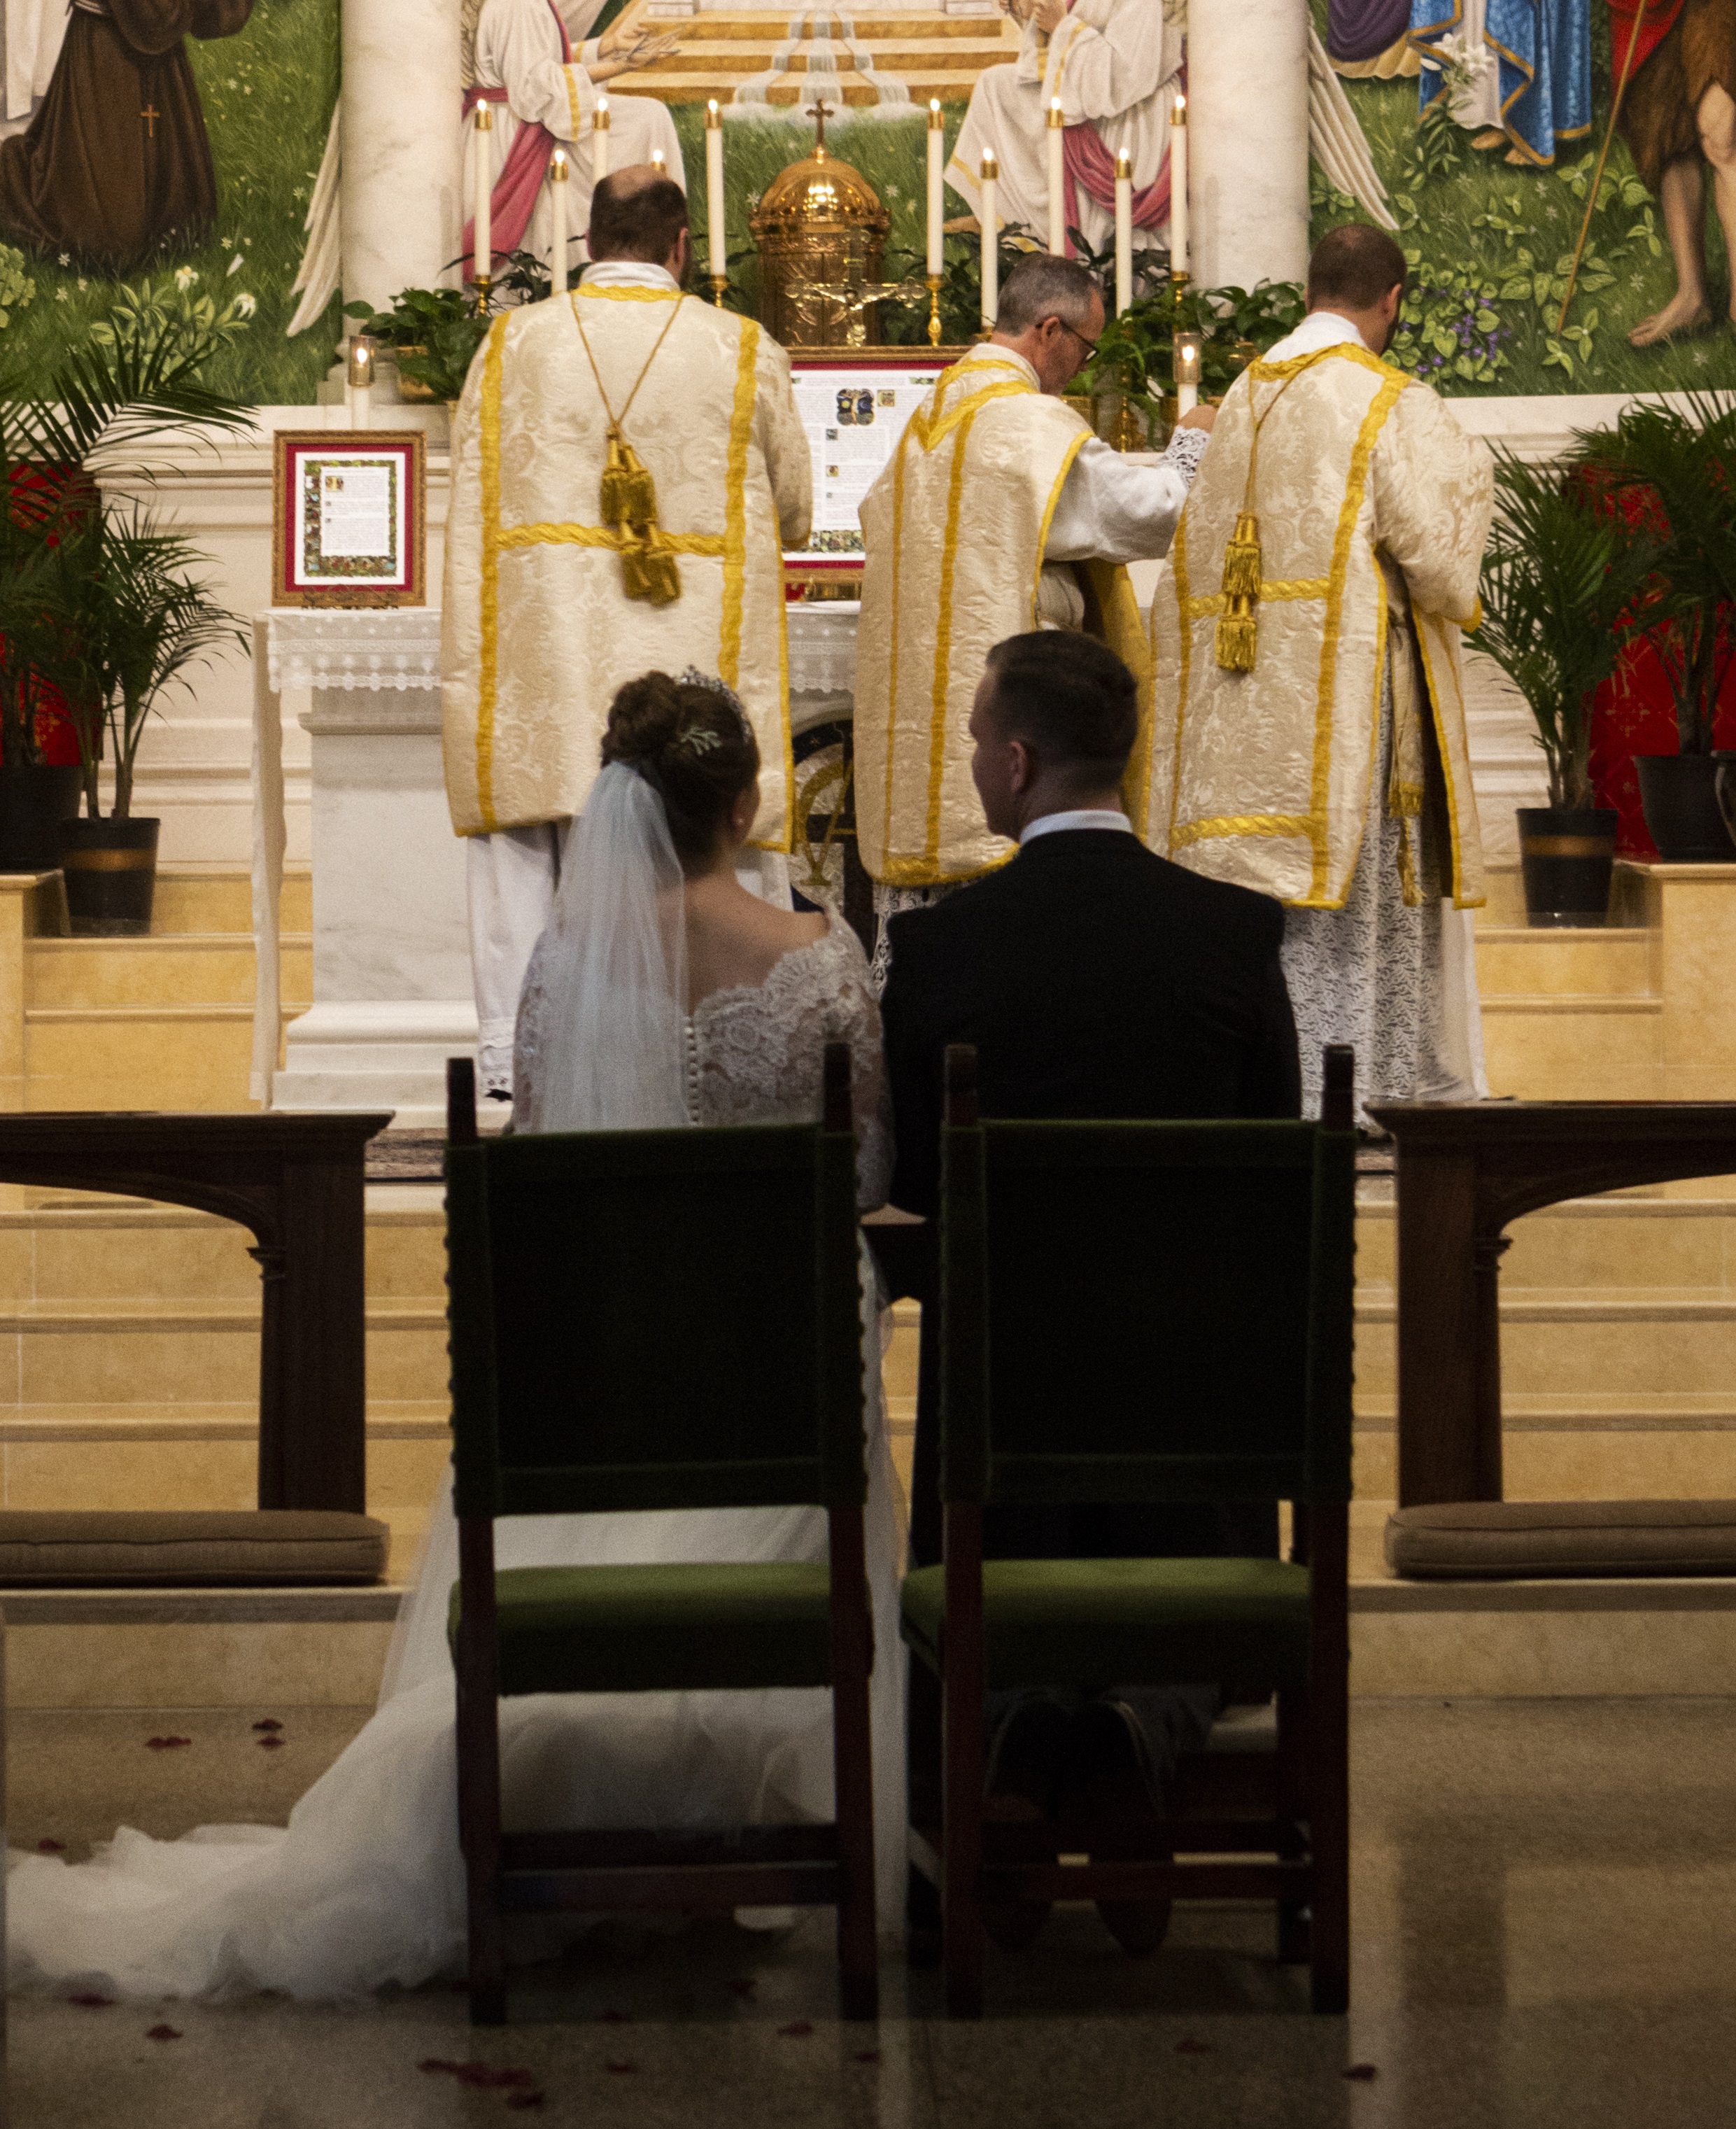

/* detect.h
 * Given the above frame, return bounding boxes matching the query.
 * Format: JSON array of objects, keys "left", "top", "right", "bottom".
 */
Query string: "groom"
[{"left": 878, "top": 629, "right": 1301, "bottom": 1953}]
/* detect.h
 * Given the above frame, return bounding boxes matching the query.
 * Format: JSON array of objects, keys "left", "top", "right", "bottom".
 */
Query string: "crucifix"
[
  {"left": 140, "top": 104, "right": 160, "bottom": 139},
  {"left": 805, "top": 96, "right": 835, "bottom": 153}
]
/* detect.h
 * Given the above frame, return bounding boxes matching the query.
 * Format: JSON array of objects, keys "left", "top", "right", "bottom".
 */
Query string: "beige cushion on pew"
[
  {"left": 1385, "top": 1501, "right": 1736, "bottom": 1580},
  {"left": 0, "top": 1511, "right": 390, "bottom": 1587}
]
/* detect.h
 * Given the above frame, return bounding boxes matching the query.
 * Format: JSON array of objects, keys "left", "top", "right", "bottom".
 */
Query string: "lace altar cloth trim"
[
  {"left": 786, "top": 604, "right": 859, "bottom": 700},
  {"left": 264, "top": 608, "right": 443, "bottom": 694}
]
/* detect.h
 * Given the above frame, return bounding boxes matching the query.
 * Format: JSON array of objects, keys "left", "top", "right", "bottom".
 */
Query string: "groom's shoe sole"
[{"left": 1066, "top": 1700, "right": 1174, "bottom": 1958}]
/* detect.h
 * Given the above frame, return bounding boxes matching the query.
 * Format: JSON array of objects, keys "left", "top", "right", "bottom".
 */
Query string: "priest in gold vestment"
[
  {"left": 442, "top": 169, "right": 811, "bottom": 1097},
  {"left": 855, "top": 253, "right": 1212, "bottom": 965},
  {"left": 1141, "top": 225, "right": 1495, "bottom": 1118}
]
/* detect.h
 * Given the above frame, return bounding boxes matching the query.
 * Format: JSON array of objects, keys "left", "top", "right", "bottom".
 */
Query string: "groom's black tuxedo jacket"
[
  {"left": 880, "top": 827, "right": 1301, "bottom": 1223},
  {"left": 880, "top": 826, "right": 1301, "bottom": 1571}
]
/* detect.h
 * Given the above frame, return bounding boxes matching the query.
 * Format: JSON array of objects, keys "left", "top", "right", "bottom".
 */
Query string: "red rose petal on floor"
[
  {"left": 604, "top": 2060, "right": 637, "bottom": 2075},
  {"left": 1344, "top": 2064, "right": 1378, "bottom": 2081},
  {"left": 853, "top": 2049, "right": 881, "bottom": 2064},
  {"left": 257, "top": 1736, "right": 286, "bottom": 1750},
  {"left": 144, "top": 1736, "right": 192, "bottom": 1751},
  {"left": 252, "top": 1720, "right": 283, "bottom": 1733},
  {"left": 68, "top": 1994, "right": 115, "bottom": 2008},
  {"left": 1175, "top": 2037, "right": 1213, "bottom": 2054},
  {"left": 145, "top": 2025, "right": 182, "bottom": 2042},
  {"left": 35, "top": 1839, "right": 66, "bottom": 1854},
  {"left": 418, "top": 2060, "right": 536, "bottom": 2089},
  {"left": 778, "top": 2021, "right": 814, "bottom": 2038},
  {"left": 600, "top": 2008, "right": 630, "bottom": 2023},
  {"left": 505, "top": 2095, "right": 546, "bottom": 2112}
]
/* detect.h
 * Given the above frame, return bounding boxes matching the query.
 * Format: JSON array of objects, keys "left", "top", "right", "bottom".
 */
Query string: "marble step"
[
  {"left": 148, "top": 866, "right": 310, "bottom": 939},
  {"left": 631, "top": 12, "right": 1014, "bottom": 40},
  {"left": 27, "top": 934, "right": 312, "bottom": 1011},
  {"left": 626, "top": 35, "right": 1007, "bottom": 72},
  {"left": 1473, "top": 927, "right": 1653, "bottom": 1000},
  {"left": 621, "top": 69, "right": 982, "bottom": 100}
]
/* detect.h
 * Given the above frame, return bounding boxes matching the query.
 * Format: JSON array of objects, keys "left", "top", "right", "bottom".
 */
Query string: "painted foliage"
[
  {"left": 0, "top": 0, "right": 338, "bottom": 403},
  {"left": 1315, "top": 0, "right": 1736, "bottom": 394}
]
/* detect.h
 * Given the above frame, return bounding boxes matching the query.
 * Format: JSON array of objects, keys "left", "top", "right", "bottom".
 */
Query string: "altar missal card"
[
  {"left": 784, "top": 355, "right": 954, "bottom": 598},
  {"left": 273, "top": 430, "right": 428, "bottom": 606}
]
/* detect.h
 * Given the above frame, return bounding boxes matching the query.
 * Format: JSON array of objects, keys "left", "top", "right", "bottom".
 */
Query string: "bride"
[{"left": 7, "top": 670, "right": 905, "bottom": 2002}]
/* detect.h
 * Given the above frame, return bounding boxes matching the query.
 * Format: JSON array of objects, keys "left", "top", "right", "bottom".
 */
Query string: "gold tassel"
[
  {"left": 601, "top": 431, "right": 658, "bottom": 530},
  {"left": 619, "top": 528, "right": 682, "bottom": 607},
  {"left": 1215, "top": 605, "right": 1257, "bottom": 673},
  {"left": 1221, "top": 510, "right": 1263, "bottom": 600}
]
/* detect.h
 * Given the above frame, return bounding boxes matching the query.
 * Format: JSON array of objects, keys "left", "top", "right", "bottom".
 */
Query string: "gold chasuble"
[
  {"left": 442, "top": 280, "right": 812, "bottom": 842},
  {"left": 855, "top": 346, "right": 1152, "bottom": 888},
  {"left": 1143, "top": 342, "right": 1493, "bottom": 911}
]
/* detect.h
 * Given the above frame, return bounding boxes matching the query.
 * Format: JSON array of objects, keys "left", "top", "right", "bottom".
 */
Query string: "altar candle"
[
  {"left": 473, "top": 101, "right": 493, "bottom": 283},
  {"left": 705, "top": 100, "right": 726, "bottom": 281},
  {"left": 926, "top": 99, "right": 944, "bottom": 278},
  {"left": 1114, "top": 148, "right": 1132, "bottom": 316},
  {"left": 1174, "top": 330, "right": 1202, "bottom": 416},
  {"left": 980, "top": 150, "right": 998, "bottom": 332},
  {"left": 346, "top": 339, "right": 373, "bottom": 430},
  {"left": 1169, "top": 90, "right": 1188, "bottom": 276},
  {"left": 651, "top": 148, "right": 665, "bottom": 175},
  {"left": 1047, "top": 98, "right": 1065, "bottom": 255},
  {"left": 549, "top": 149, "right": 569, "bottom": 294},
  {"left": 593, "top": 96, "right": 609, "bottom": 181}
]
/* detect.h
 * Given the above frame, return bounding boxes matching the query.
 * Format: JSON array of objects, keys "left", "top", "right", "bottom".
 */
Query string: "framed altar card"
[
  {"left": 271, "top": 430, "right": 427, "bottom": 607},
  {"left": 784, "top": 353, "right": 963, "bottom": 599}
]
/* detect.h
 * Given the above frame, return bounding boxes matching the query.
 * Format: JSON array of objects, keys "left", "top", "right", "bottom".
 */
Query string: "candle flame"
[
  {"left": 1115, "top": 148, "right": 1131, "bottom": 178},
  {"left": 551, "top": 147, "right": 568, "bottom": 179},
  {"left": 652, "top": 150, "right": 665, "bottom": 172},
  {"left": 476, "top": 101, "right": 493, "bottom": 132},
  {"left": 595, "top": 97, "right": 609, "bottom": 125},
  {"left": 982, "top": 150, "right": 998, "bottom": 179},
  {"left": 929, "top": 96, "right": 942, "bottom": 125},
  {"left": 1173, "top": 90, "right": 1186, "bottom": 122},
  {"left": 707, "top": 97, "right": 719, "bottom": 121}
]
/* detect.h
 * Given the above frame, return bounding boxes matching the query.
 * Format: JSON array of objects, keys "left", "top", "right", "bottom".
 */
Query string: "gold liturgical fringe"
[
  {"left": 576, "top": 297, "right": 684, "bottom": 609},
  {"left": 1214, "top": 372, "right": 1299, "bottom": 675}
]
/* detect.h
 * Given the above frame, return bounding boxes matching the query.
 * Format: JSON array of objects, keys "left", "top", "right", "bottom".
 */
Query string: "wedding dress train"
[{"left": 8, "top": 855, "right": 905, "bottom": 2000}]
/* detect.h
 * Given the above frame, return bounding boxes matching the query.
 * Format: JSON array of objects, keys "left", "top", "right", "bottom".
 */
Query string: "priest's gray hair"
[{"left": 996, "top": 254, "right": 1102, "bottom": 337}]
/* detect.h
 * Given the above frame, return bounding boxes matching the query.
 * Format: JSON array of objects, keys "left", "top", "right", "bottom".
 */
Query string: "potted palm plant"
[
  {"left": 0, "top": 473, "right": 85, "bottom": 871},
  {"left": 1472, "top": 449, "right": 1660, "bottom": 925},
  {"left": 41, "top": 506, "right": 245, "bottom": 933},
  {"left": 1568, "top": 393, "right": 1736, "bottom": 862},
  {"left": 0, "top": 272, "right": 253, "bottom": 920}
]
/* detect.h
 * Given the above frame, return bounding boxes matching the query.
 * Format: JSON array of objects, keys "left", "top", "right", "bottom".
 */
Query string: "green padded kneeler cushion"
[
  {"left": 899, "top": 1557, "right": 1313, "bottom": 1692},
  {"left": 449, "top": 1561, "right": 858, "bottom": 1696}
]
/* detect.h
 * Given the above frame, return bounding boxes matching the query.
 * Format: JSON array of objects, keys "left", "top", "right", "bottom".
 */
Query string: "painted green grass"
[
  {"left": 1311, "top": 0, "right": 1736, "bottom": 396},
  {"left": 0, "top": 0, "right": 340, "bottom": 406}
]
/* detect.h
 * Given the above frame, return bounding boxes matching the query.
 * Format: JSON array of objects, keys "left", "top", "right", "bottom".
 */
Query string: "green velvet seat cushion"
[
  {"left": 448, "top": 1561, "right": 864, "bottom": 1696},
  {"left": 900, "top": 1557, "right": 1312, "bottom": 1692}
]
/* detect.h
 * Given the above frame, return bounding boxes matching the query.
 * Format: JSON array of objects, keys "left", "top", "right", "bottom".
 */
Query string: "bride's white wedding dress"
[{"left": 8, "top": 794, "right": 906, "bottom": 2000}]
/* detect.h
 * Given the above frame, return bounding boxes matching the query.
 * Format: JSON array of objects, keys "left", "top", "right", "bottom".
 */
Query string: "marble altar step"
[
  {"left": 614, "top": 5, "right": 1015, "bottom": 103},
  {"left": 10, "top": 866, "right": 313, "bottom": 1113}
]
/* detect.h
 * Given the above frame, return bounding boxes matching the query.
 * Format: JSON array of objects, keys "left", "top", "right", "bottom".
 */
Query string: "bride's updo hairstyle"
[{"left": 601, "top": 670, "right": 759, "bottom": 867}]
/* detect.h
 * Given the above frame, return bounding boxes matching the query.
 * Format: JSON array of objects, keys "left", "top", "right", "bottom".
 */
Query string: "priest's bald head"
[
  {"left": 1306, "top": 223, "right": 1407, "bottom": 355},
  {"left": 589, "top": 168, "right": 692, "bottom": 284}
]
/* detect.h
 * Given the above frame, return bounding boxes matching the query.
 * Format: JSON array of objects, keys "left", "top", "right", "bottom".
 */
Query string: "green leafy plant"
[
  {"left": 880, "top": 226, "right": 1039, "bottom": 347},
  {"left": 1567, "top": 393, "right": 1736, "bottom": 759},
  {"left": 343, "top": 272, "right": 509, "bottom": 403},
  {"left": 0, "top": 243, "right": 35, "bottom": 331},
  {"left": 1471, "top": 449, "right": 1662, "bottom": 808},
  {"left": 1075, "top": 279, "right": 1304, "bottom": 428},
  {"left": 34, "top": 505, "right": 246, "bottom": 821}
]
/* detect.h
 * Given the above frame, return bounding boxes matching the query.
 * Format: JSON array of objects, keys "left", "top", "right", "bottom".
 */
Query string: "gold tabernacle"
[{"left": 752, "top": 99, "right": 890, "bottom": 349}]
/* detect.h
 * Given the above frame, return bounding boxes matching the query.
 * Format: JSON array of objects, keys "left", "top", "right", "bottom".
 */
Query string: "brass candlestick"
[
  {"left": 926, "top": 273, "right": 943, "bottom": 348},
  {"left": 472, "top": 273, "right": 493, "bottom": 318},
  {"left": 1170, "top": 266, "right": 1189, "bottom": 318},
  {"left": 709, "top": 273, "right": 728, "bottom": 309}
]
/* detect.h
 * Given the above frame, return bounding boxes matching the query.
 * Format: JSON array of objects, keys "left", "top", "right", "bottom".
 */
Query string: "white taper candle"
[
  {"left": 1169, "top": 90, "right": 1188, "bottom": 276},
  {"left": 926, "top": 99, "right": 945, "bottom": 277},
  {"left": 1114, "top": 148, "right": 1132, "bottom": 316},
  {"left": 593, "top": 96, "right": 609, "bottom": 181},
  {"left": 705, "top": 99, "right": 726, "bottom": 281},
  {"left": 980, "top": 150, "right": 998, "bottom": 332},
  {"left": 1047, "top": 98, "right": 1066, "bottom": 255},
  {"left": 473, "top": 101, "right": 493, "bottom": 283},
  {"left": 549, "top": 148, "right": 569, "bottom": 294},
  {"left": 1174, "top": 331, "right": 1202, "bottom": 416},
  {"left": 346, "top": 339, "right": 373, "bottom": 430}
]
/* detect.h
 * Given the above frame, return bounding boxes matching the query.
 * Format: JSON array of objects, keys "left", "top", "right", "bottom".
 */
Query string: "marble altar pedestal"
[{"left": 257, "top": 610, "right": 472, "bottom": 1130}]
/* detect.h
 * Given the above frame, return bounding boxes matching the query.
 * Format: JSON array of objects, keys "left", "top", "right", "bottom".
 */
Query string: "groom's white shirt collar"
[
  {"left": 580, "top": 260, "right": 681, "bottom": 293},
  {"left": 1019, "top": 808, "right": 1135, "bottom": 845},
  {"left": 1261, "top": 310, "right": 1371, "bottom": 363}
]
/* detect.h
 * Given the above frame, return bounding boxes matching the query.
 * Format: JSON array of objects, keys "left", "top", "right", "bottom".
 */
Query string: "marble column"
[
  {"left": 1188, "top": 0, "right": 1310, "bottom": 295},
  {"left": 341, "top": 0, "right": 463, "bottom": 316}
]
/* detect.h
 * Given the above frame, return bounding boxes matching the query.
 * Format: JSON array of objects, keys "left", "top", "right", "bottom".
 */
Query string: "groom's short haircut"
[
  {"left": 1307, "top": 223, "right": 1408, "bottom": 311},
  {"left": 982, "top": 631, "right": 1138, "bottom": 778},
  {"left": 996, "top": 253, "right": 1101, "bottom": 336}
]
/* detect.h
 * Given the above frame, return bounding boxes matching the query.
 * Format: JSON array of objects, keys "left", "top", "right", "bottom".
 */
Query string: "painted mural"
[
  {"left": 1315, "top": 0, "right": 1736, "bottom": 394},
  {"left": 0, "top": 0, "right": 338, "bottom": 405}
]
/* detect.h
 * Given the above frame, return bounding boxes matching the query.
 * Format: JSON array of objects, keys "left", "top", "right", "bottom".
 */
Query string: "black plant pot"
[
  {"left": 1716, "top": 752, "right": 1736, "bottom": 854},
  {"left": 1635, "top": 752, "right": 1736, "bottom": 863},
  {"left": 60, "top": 816, "right": 159, "bottom": 935},
  {"left": 1516, "top": 806, "right": 1619, "bottom": 927},
  {"left": 0, "top": 761, "right": 82, "bottom": 873}
]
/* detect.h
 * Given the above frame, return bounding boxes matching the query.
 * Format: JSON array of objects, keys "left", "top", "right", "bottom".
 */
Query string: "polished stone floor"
[{"left": 6, "top": 1696, "right": 1735, "bottom": 2128}]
